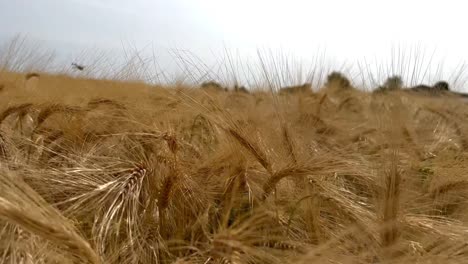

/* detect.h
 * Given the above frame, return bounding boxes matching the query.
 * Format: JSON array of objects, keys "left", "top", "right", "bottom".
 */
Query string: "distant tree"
[
  {"left": 410, "top": 80, "right": 450, "bottom": 94},
  {"left": 200, "top": 81, "right": 229, "bottom": 92},
  {"left": 385, "top": 76, "right": 403, "bottom": 90},
  {"left": 234, "top": 84, "right": 249, "bottom": 94},
  {"left": 374, "top": 76, "right": 403, "bottom": 93},
  {"left": 433, "top": 81, "right": 450, "bottom": 91},
  {"left": 325, "top": 72, "right": 351, "bottom": 89},
  {"left": 279, "top": 83, "right": 312, "bottom": 94}
]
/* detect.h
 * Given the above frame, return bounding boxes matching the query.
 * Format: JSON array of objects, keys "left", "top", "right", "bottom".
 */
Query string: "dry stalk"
[
  {"left": 158, "top": 132, "right": 180, "bottom": 210},
  {"left": 316, "top": 93, "right": 328, "bottom": 117},
  {"left": 282, "top": 124, "right": 297, "bottom": 164},
  {"left": 158, "top": 167, "right": 179, "bottom": 211},
  {"left": 380, "top": 150, "right": 401, "bottom": 249},
  {"left": 0, "top": 103, "right": 34, "bottom": 126},
  {"left": 0, "top": 132, "right": 8, "bottom": 160},
  {"left": 226, "top": 127, "right": 273, "bottom": 175}
]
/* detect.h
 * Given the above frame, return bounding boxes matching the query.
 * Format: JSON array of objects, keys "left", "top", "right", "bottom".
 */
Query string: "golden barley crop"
[{"left": 1, "top": 66, "right": 468, "bottom": 264}]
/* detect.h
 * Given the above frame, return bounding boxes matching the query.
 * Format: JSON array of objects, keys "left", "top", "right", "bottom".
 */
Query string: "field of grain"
[{"left": 1, "top": 69, "right": 468, "bottom": 264}]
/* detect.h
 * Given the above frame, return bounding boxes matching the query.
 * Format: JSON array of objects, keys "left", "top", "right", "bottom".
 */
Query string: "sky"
[{"left": 1, "top": 0, "right": 468, "bottom": 88}]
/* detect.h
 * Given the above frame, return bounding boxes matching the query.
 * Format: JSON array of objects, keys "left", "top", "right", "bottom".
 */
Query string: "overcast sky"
[{"left": 1, "top": 0, "right": 468, "bottom": 88}]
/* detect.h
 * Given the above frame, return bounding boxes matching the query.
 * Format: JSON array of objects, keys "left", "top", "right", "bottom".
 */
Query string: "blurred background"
[{"left": 1, "top": 0, "right": 467, "bottom": 90}]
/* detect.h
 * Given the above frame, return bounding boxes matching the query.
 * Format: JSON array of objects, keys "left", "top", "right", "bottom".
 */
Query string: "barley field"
[{"left": 1, "top": 67, "right": 468, "bottom": 264}]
